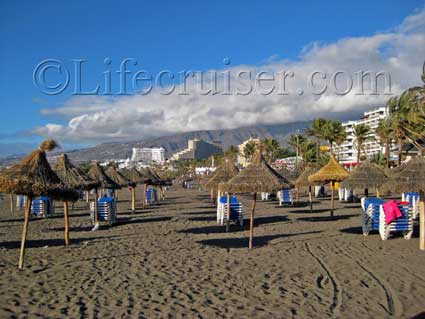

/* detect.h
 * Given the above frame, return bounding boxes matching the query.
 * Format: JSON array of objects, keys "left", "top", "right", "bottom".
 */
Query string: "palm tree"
[
  {"left": 375, "top": 119, "right": 393, "bottom": 168},
  {"left": 243, "top": 140, "right": 258, "bottom": 162},
  {"left": 288, "top": 133, "right": 306, "bottom": 156},
  {"left": 262, "top": 138, "right": 281, "bottom": 162},
  {"left": 387, "top": 97, "right": 408, "bottom": 166},
  {"left": 298, "top": 139, "right": 317, "bottom": 164},
  {"left": 322, "top": 120, "right": 346, "bottom": 154},
  {"left": 224, "top": 145, "right": 239, "bottom": 162},
  {"left": 306, "top": 118, "right": 327, "bottom": 162},
  {"left": 353, "top": 123, "right": 371, "bottom": 163}
]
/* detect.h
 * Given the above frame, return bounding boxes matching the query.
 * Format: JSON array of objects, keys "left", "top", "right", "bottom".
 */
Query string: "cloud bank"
[{"left": 33, "top": 8, "right": 425, "bottom": 143}]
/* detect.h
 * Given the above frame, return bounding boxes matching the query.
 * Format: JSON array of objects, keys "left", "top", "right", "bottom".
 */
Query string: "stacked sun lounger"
[
  {"left": 90, "top": 197, "right": 116, "bottom": 226},
  {"left": 361, "top": 197, "right": 413, "bottom": 240},
  {"left": 338, "top": 187, "right": 354, "bottom": 202},
  {"left": 314, "top": 185, "right": 325, "bottom": 197},
  {"left": 146, "top": 187, "right": 158, "bottom": 205},
  {"left": 31, "top": 196, "right": 53, "bottom": 218},
  {"left": 16, "top": 195, "right": 26, "bottom": 209},
  {"left": 402, "top": 192, "right": 420, "bottom": 219},
  {"left": 261, "top": 192, "right": 270, "bottom": 201},
  {"left": 278, "top": 189, "right": 293, "bottom": 206},
  {"left": 217, "top": 195, "right": 243, "bottom": 226}
]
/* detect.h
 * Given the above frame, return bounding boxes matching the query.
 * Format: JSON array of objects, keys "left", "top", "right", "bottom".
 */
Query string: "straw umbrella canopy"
[
  {"left": 88, "top": 162, "right": 120, "bottom": 190},
  {"left": 54, "top": 153, "right": 100, "bottom": 246},
  {"left": 205, "top": 158, "right": 239, "bottom": 192},
  {"left": 88, "top": 162, "right": 120, "bottom": 224},
  {"left": 221, "top": 150, "right": 291, "bottom": 248},
  {"left": 54, "top": 154, "right": 99, "bottom": 191},
  {"left": 340, "top": 160, "right": 387, "bottom": 196},
  {"left": 380, "top": 156, "right": 425, "bottom": 250},
  {"left": 204, "top": 158, "right": 239, "bottom": 231},
  {"left": 278, "top": 167, "right": 302, "bottom": 184},
  {"left": 121, "top": 166, "right": 150, "bottom": 212},
  {"left": 308, "top": 154, "right": 349, "bottom": 216},
  {"left": 295, "top": 165, "right": 319, "bottom": 211},
  {"left": 105, "top": 165, "right": 132, "bottom": 188},
  {"left": 122, "top": 166, "right": 151, "bottom": 185},
  {"left": 0, "top": 140, "right": 79, "bottom": 269}
]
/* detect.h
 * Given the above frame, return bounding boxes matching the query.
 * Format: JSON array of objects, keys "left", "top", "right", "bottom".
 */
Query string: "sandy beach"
[{"left": 1, "top": 187, "right": 425, "bottom": 318}]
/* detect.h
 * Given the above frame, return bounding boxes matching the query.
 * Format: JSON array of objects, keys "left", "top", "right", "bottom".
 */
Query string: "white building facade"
[
  {"left": 131, "top": 147, "right": 165, "bottom": 164},
  {"left": 334, "top": 107, "right": 393, "bottom": 164}
]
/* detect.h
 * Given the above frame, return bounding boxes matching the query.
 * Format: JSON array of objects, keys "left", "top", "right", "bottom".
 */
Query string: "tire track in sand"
[
  {"left": 335, "top": 245, "right": 402, "bottom": 317},
  {"left": 305, "top": 242, "right": 342, "bottom": 316}
]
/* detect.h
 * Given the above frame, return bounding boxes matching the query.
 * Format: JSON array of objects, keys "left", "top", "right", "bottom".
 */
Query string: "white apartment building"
[
  {"left": 237, "top": 137, "right": 260, "bottom": 168},
  {"left": 131, "top": 147, "right": 165, "bottom": 164},
  {"left": 169, "top": 139, "right": 223, "bottom": 161},
  {"left": 334, "top": 107, "right": 393, "bottom": 164}
]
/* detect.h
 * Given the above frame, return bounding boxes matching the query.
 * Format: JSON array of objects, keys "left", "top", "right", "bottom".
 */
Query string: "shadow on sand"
[
  {"left": 287, "top": 208, "right": 329, "bottom": 214},
  {"left": 179, "top": 215, "right": 290, "bottom": 235},
  {"left": 297, "top": 214, "right": 358, "bottom": 222},
  {"left": 197, "top": 231, "right": 322, "bottom": 249},
  {"left": 0, "top": 235, "right": 119, "bottom": 250}
]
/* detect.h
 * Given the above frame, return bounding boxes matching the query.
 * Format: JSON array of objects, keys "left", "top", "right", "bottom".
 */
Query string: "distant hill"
[{"left": 60, "top": 121, "right": 311, "bottom": 162}]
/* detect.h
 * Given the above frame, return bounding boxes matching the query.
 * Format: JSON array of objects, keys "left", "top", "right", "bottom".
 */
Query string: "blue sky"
[{"left": 0, "top": 1, "right": 424, "bottom": 155}]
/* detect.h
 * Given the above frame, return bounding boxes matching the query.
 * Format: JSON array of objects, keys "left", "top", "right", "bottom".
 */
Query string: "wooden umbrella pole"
[
  {"left": 226, "top": 192, "right": 230, "bottom": 232},
  {"left": 10, "top": 194, "right": 13, "bottom": 213},
  {"left": 376, "top": 189, "right": 380, "bottom": 198},
  {"left": 249, "top": 192, "right": 257, "bottom": 249},
  {"left": 309, "top": 186, "right": 313, "bottom": 213},
  {"left": 330, "top": 182, "right": 334, "bottom": 217},
  {"left": 94, "top": 189, "right": 99, "bottom": 224},
  {"left": 18, "top": 195, "right": 32, "bottom": 269},
  {"left": 85, "top": 191, "right": 89, "bottom": 203},
  {"left": 420, "top": 190, "right": 424, "bottom": 251},
  {"left": 131, "top": 187, "right": 136, "bottom": 213},
  {"left": 64, "top": 200, "right": 70, "bottom": 245},
  {"left": 142, "top": 184, "right": 146, "bottom": 209},
  {"left": 296, "top": 188, "right": 299, "bottom": 205}
]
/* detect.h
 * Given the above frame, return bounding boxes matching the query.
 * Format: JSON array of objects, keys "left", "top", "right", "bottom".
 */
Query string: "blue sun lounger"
[
  {"left": 278, "top": 189, "right": 294, "bottom": 206},
  {"left": 90, "top": 197, "right": 116, "bottom": 226},
  {"left": 217, "top": 195, "right": 243, "bottom": 226},
  {"left": 402, "top": 192, "right": 420, "bottom": 219},
  {"left": 31, "top": 196, "right": 53, "bottom": 218},
  {"left": 362, "top": 197, "right": 413, "bottom": 240},
  {"left": 146, "top": 187, "right": 158, "bottom": 205}
]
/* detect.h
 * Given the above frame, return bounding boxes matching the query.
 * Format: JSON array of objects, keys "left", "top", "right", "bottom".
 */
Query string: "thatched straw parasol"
[
  {"left": 340, "top": 160, "right": 387, "bottom": 196},
  {"left": 221, "top": 150, "right": 291, "bottom": 248},
  {"left": 0, "top": 140, "right": 79, "bottom": 269},
  {"left": 205, "top": 158, "right": 239, "bottom": 202},
  {"left": 54, "top": 153, "right": 100, "bottom": 246},
  {"left": 380, "top": 156, "right": 425, "bottom": 250},
  {"left": 384, "top": 164, "right": 406, "bottom": 178},
  {"left": 278, "top": 167, "right": 302, "bottom": 204},
  {"left": 88, "top": 162, "right": 120, "bottom": 190},
  {"left": 54, "top": 154, "right": 99, "bottom": 191},
  {"left": 204, "top": 158, "right": 239, "bottom": 231},
  {"left": 308, "top": 154, "right": 349, "bottom": 216},
  {"left": 105, "top": 165, "right": 132, "bottom": 188},
  {"left": 88, "top": 162, "right": 120, "bottom": 224},
  {"left": 295, "top": 165, "right": 319, "bottom": 212},
  {"left": 121, "top": 166, "right": 149, "bottom": 212}
]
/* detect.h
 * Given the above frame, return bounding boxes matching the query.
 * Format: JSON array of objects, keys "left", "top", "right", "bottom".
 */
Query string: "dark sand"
[{"left": 1, "top": 187, "right": 425, "bottom": 318}]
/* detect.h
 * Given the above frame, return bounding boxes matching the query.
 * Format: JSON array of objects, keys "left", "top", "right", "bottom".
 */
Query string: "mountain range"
[{"left": 57, "top": 121, "right": 312, "bottom": 162}]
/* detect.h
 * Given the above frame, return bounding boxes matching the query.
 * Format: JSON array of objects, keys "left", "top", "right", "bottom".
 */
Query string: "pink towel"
[{"left": 382, "top": 200, "right": 403, "bottom": 225}]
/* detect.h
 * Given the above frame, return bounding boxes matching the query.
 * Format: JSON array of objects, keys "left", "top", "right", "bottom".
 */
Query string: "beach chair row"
[{"left": 361, "top": 198, "right": 414, "bottom": 240}]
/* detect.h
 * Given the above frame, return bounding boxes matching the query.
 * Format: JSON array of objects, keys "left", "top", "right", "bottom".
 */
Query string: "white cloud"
[{"left": 33, "top": 8, "right": 425, "bottom": 143}]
